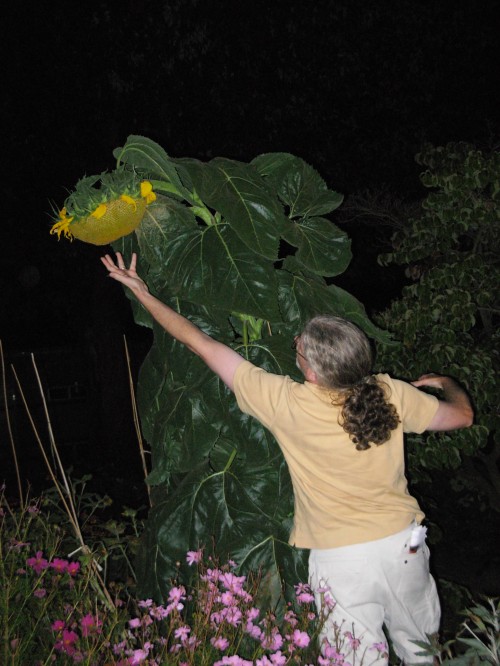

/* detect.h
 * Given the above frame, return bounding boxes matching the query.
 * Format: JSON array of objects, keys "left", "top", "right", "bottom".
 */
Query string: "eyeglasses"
[{"left": 291, "top": 335, "right": 307, "bottom": 361}]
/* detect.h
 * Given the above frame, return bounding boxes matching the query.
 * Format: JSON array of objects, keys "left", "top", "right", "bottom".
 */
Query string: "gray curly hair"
[{"left": 300, "top": 315, "right": 372, "bottom": 389}]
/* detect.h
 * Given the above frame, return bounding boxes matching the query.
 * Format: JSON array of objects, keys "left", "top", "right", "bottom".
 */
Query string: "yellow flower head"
[{"left": 50, "top": 172, "right": 156, "bottom": 245}]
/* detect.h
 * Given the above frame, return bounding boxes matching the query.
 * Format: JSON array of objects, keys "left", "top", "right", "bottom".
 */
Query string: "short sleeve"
[
  {"left": 383, "top": 375, "right": 440, "bottom": 433},
  {"left": 233, "top": 360, "right": 293, "bottom": 429}
]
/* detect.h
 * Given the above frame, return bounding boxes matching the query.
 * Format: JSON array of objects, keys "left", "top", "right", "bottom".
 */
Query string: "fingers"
[
  {"left": 411, "top": 374, "right": 444, "bottom": 389},
  {"left": 101, "top": 252, "right": 137, "bottom": 272},
  {"left": 100, "top": 254, "right": 116, "bottom": 271},
  {"left": 116, "top": 252, "right": 126, "bottom": 269}
]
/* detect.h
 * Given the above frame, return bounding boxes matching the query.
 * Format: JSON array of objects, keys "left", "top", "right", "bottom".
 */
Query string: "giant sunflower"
[{"left": 50, "top": 170, "right": 156, "bottom": 245}]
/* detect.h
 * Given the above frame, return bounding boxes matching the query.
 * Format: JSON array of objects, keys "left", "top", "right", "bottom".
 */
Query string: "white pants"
[{"left": 309, "top": 524, "right": 440, "bottom": 665}]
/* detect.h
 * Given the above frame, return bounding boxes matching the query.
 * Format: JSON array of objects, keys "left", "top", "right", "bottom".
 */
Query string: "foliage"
[
  {"left": 0, "top": 486, "right": 128, "bottom": 664},
  {"left": 375, "top": 143, "right": 500, "bottom": 508},
  {"left": 102, "top": 134, "right": 395, "bottom": 602},
  {"left": 2, "top": 481, "right": 498, "bottom": 665},
  {"left": 442, "top": 597, "right": 500, "bottom": 665},
  {"left": 0, "top": 485, "right": 366, "bottom": 665},
  {"left": 414, "top": 596, "right": 500, "bottom": 666}
]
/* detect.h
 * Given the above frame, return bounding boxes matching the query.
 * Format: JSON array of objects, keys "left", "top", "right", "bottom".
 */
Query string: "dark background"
[{"left": 1, "top": 0, "right": 499, "bottom": 601}]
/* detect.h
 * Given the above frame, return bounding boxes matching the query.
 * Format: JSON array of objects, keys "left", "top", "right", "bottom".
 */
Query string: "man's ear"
[{"left": 304, "top": 366, "right": 319, "bottom": 384}]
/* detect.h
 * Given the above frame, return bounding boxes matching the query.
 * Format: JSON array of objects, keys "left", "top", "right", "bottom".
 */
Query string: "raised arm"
[
  {"left": 411, "top": 374, "right": 474, "bottom": 431},
  {"left": 101, "top": 252, "right": 245, "bottom": 390}
]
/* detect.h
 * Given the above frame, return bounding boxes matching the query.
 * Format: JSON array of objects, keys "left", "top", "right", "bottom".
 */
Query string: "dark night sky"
[{"left": 1, "top": 1, "right": 499, "bottom": 483}]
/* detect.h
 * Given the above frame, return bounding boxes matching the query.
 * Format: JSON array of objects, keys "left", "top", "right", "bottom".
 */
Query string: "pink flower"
[
  {"left": 246, "top": 607, "right": 260, "bottom": 622},
  {"left": 324, "top": 642, "right": 346, "bottom": 663},
  {"left": 168, "top": 585, "right": 186, "bottom": 609},
  {"left": 291, "top": 629, "right": 310, "bottom": 648},
  {"left": 80, "top": 613, "right": 102, "bottom": 637},
  {"left": 219, "top": 572, "right": 246, "bottom": 594},
  {"left": 245, "top": 622, "right": 262, "bottom": 640},
  {"left": 67, "top": 561, "right": 81, "bottom": 576},
  {"left": 295, "top": 582, "right": 315, "bottom": 604},
  {"left": 51, "top": 619, "right": 66, "bottom": 632},
  {"left": 8, "top": 538, "right": 30, "bottom": 551},
  {"left": 50, "top": 558, "right": 69, "bottom": 574},
  {"left": 370, "top": 641, "right": 388, "bottom": 654},
  {"left": 129, "top": 648, "right": 149, "bottom": 664},
  {"left": 344, "top": 631, "right": 361, "bottom": 651},
  {"left": 113, "top": 640, "right": 127, "bottom": 654},
  {"left": 174, "top": 625, "right": 190, "bottom": 641},
  {"left": 214, "top": 656, "right": 253, "bottom": 666},
  {"left": 221, "top": 606, "right": 242, "bottom": 627},
  {"left": 150, "top": 605, "right": 170, "bottom": 620},
  {"left": 54, "top": 628, "right": 79, "bottom": 655},
  {"left": 221, "top": 591, "right": 236, "bottom": 606},
  {"left": 33, "top": 588, "right": 46, "bottom": 598},
  {"left": 26, "top": 551, "right": 49, "bottom": 574},
  {"left": 270, "top": 652, "right": 287, "bottom": 665},
  {"left": 128, "top": 618, "right": 141, "bottom": 629},
  {"left": 211, "top": 636, "right": 230, "bottom": 650},
  {"left": 138, "top": 599, "right": 153, "bottom": 608},
  {"left": 261, "top": 630, "right": 283, "bottom": 651},
  {"left": 186, "top": 549, "right": 203, "bottom": 565}
]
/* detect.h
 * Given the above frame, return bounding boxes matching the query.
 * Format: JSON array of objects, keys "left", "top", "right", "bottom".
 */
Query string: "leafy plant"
[
  {"left": 413, "top": 597, "right": 500, "bottom": 666},
  {"left": 2, "top": 482, "right": 381, "bottom": 666},
  {"left": 95, "top": 135, "right": 393, "bottom": 602},
  {"left": 374, "top": 142, "right": 500, "bottom": 508}
]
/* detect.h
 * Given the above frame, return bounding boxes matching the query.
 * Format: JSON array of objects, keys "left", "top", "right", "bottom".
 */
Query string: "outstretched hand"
[
  {"left": 411, "top": 373, "right": 446, "bottom": 390},
  {"left": 101, "top": 252, "right": 149, "bottom": 295}
]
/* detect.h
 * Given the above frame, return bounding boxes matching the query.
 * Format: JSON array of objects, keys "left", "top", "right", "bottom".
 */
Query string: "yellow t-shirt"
[{"left": 233, "top": 360, "right": 439, "bottom": 549}]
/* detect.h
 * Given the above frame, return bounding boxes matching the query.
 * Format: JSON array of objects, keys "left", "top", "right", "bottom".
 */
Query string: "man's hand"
[
  {"left": 411, "top": 373, "right": 448, "bottom": 390},
  {"left": 101, "top": 252, "right": 148, "bottom": 296},
  {"left": 412, "top": 374, "right": 474, "bottom": 431}
]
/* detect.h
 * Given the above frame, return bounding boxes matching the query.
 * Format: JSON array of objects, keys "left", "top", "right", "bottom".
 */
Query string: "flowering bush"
[
  {"left": 0, "top": 487, "right": 326, "bottom": 664},
  {"left": 2, "top": 484, "right": 495, "bottom": 664}
]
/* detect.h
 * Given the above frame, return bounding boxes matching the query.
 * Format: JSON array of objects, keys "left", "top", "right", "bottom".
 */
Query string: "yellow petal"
[
  {"left": 50, "top": 217, "right": 74, "bottom": 241},
  {"left": 120, "top": 194, "right": 137, "bottom": 211},
  {"left": 140, "top": 181, "right": 153, "bottom": 197},
  {"left": 145, "top": 191, "right": 156, "bottom": 204},
  {"left": 91, "top": 203, "right": 107, "bottom": 219}
]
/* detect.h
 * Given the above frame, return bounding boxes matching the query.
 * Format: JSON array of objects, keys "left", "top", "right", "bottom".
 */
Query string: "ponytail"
[{"left": 334, "top": 377, "right": 400, "bottom": 451}]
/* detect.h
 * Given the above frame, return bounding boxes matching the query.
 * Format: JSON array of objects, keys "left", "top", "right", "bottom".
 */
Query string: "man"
[{"left": 102, "top": 251, "right": 473, "bottom": 664}]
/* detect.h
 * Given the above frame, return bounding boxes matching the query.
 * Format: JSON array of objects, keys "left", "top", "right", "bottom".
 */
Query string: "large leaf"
[
  {"left": 174, "top": 157, "right": 287, "bottom": 259},
  {"left": 136, "top": 199, "right": 280, "bottom": 319},
  {"left": 113, "top": 135, "right": 193, "bottom": 202},
  {"left": 282, "top": 216, "right": 352, "bottom": 276},
  {"left": 278, "top": 257, "right": 393, "bottom": 342},
  {"left": 135, "top": 463, "right": 306, "bottom": 605},
  {"left": 252, "top": 152, "right": 344, "bottom": 217}
]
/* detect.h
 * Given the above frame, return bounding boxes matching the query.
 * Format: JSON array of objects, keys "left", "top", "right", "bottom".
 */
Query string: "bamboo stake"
[
  {"left": 0, "top": 341, "right": 24, "bottom": 509},
  {"left": 11, "top": 360, "right": 115, "bottom": 609},
  {"left": 123, "top": 335, "right": 152, "bottom": 507}
]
